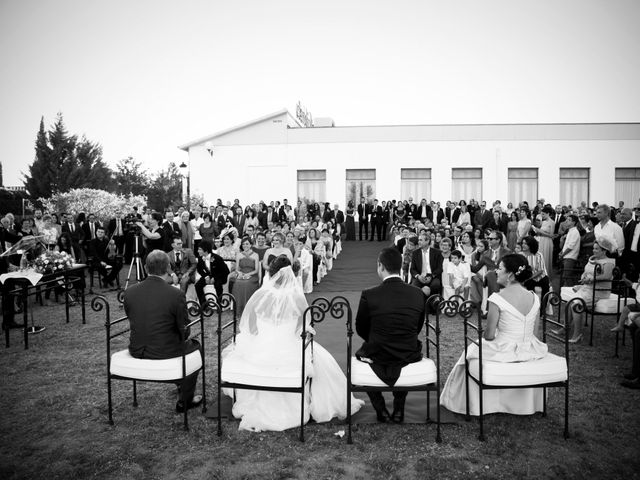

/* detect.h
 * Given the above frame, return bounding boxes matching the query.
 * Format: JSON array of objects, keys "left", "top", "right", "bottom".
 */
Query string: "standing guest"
[
  {"left": 40, "top": 214, "right": 59, "bottom": 249},
  {"left": 619, "top": 208, "right": 639, "bottom": 281},
  {"left": 370, "top": 199, "right": 383, "bottom": 242},
  {"left": 355, "top": 247, "right": 426, "bottom": 422},
  {"left": 198, "top": 213, "right": 217, "bottom": 246},
  {"left": 531, "top": 206, "right": 555, "bottom": 278},
  {"left": 32, "top": 208, "right": 45, "bottom": 233},
  {"left": 168, "top": 235, "right": 198, "bottom": 294},
  {"left": 473, "top": 201, "right": 493, "bottom": 232},
  {"left": 506, "top": 211, "right": 519, "bottom": 251},
  {"left": 162, "top": 210, "right": 181, "bottom": 252},
  {"left": 191, "top": 207, "right": 204, "bottom": 253},
  {"left": 233, "top": 206, "right": 246, "bottom": 235},
  {"left": 50, "top": 213, "right": 62, "bottom": 237},
  {"left": 410, "top": 232, "right": 444, "bottom": 298},
  {"left": 62, "top": 212, "right": 84, "bottom": 260},
  {"left": 345, "top": 201, "right": 356, "bottom": 241},
  {"left": 82, "top": 213, "right": 102, "bottom": 243},
  {"left": 559, "top": 215, "right": 581, "bottom": 285},
  {"left": 108, "top": 210, "right": 127, "bottom": 256},
  {"left": 178, "top": 211, "right": 195, "bottom": 250},
  {"left": 125, "top": 250, "right": 203, "bottom": 413},
  {"left": 244, "top": 208, "right": 259, "bottom": 235},
  {"left": 520, "top": 236, "right": 550, "bottom": 300},
  {"left": 357, "top": 197, "right": 370, "bottom": 241},
  {"left": 229, "top": 237, "right": 260, "bottom": 316},
  {"left": 1, "top": 223, "right": 23, "bottom": 330},
  {"left": 194, "top": 239, "right": 229, "bottom": 303},
  {"left": 88, "top": 226, "right": 122, "bottom": 288},
  {"left": 417, "top": 198, "right": 432, "bottom": 223},
  {"left": 516, "top": 209, "right": 532, "bottom": 244},
  {"left": 593, "top": 204, "right": 624, "bottom": 257},
  {"left": 137, "top": 213, "right": 165, "bottom": 258}
]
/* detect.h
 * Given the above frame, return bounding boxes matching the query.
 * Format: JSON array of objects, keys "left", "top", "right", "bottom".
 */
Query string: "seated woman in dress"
[
  {"left": 262, "top": 232, "right": 293, "bottom": 273},
  {"left": 440, "top": 254, "right": 548, "bottom": 416},
  {"left": 229, "top": 237, "right": 260, "bottom": 316},
  {"left": 561, "top": 238, "right": 616, "bottom": 343},
  {"left": 221, "top": 256, "right": 364, "bottom": 431}
]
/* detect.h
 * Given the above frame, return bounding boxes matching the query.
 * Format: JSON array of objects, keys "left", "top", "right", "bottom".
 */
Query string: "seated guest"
[
  {"left": 470, "top": 231, "right": 511, "bottom": 311},
  {"left": 168, "top": 235, "right": 197, "bottom": 294},
  {"left": 410, "top": 232, "right": 444, "bottom": 298},
  {"left": 355, "top": 247, "right": 426, "bottom": 422},
  {"left": 124, "top": 250, "right": 203, "bottom": 412},
  {"left": 401, "top": 235, "right": 419, "bottom": 282},
  {"left": 520, "top": 236, "right": 550, "bottom": 300},
  {"left": 88, "top": 226, "right": 122, "bottom": 288},
  {"left": 262, "top": 232, "right": 293, "bottom": 273},
  {"left": 441, "top": 254, "right": 548, "bottom": 415},
  {"left": 194, "top": 239, "right": 229, "bottom": 303},
  {"left": 611, "top": 275, "right": 640, "bottom": 334},
  {"left": 443, "top": 250, "right": 471, "bottom": 300}
]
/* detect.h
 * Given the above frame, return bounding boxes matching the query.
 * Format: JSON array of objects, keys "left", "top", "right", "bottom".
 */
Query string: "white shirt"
[
  {"left": 631, "top": 223, "right": 640, "bottom": 253},
  {"left": 561, "top": 226, "right": 581, "bottom": 260},
  {"left": 421, "top": 248, "right": 432, "bottom": 275},
  {"left": 594, "top": 219, "right": 624, "bottom": 255}
]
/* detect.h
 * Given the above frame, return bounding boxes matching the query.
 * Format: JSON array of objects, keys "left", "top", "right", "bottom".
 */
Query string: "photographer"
[{"left": 136, "top": 212, "right": 165, "bottom": 258}]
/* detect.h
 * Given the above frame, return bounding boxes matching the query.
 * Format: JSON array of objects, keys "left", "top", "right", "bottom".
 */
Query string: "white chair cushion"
[
  {"left": 110, "top": 349, "right": 202, "bottom": 381},
  {"left": 222, "top": 357, "right": 308, "bottom": 388},
  {"left": 468, "top": 353, "right": 567, "bottom": 387},
  {"left": 560, "top": 287, "right": 623, "bottom": 314},
  {"left": 351, "top": 357, "right": 437, "bottom": 387}
]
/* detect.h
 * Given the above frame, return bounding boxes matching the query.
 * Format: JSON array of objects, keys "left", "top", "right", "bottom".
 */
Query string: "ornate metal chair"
[
  {"left": 92, "top": 295, "right": 208, "bottom": 431},
  {"left": 346, "top": 294, "right": 442, "bottom": 444},
  {"left": 457, "top": 293, "right": 576, "bottom": 440}
]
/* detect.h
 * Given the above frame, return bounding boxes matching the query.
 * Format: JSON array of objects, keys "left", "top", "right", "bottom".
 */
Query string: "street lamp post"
[{"left": 179, "top": 161, "right": 191, "bottom": 211}]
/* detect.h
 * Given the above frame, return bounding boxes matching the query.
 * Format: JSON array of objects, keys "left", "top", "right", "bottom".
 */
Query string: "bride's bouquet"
[{"left": 32, "top": 251, "right": 75, "bottom": 275}]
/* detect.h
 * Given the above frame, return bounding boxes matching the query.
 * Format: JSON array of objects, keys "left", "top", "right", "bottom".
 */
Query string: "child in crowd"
[{"left": 443, "top": 249, "right": 471, "bottom": 300}]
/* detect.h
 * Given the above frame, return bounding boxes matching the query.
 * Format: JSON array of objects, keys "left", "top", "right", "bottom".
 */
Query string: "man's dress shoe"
[
  {"left": 621, "top": 379, "right": 640, "bottom": 390},
  {"left": 623, "top": 372, "right": 638, "bottom": 381},
  {"left": 375, "top": 406, "right": 392, "bottom": 423},
  {"left": 391, "top": 407, "right": 405, "bottom": 423}
]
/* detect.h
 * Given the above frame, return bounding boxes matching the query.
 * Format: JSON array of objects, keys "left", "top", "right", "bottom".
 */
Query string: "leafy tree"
[
  {"left": 24, "top": 113, "right": 115, "bottom": 197},
  {"left": 146, "top": 162, "right": 183, "bottom": 212},
  {"left": 114, "top": 156, "right": 150, "bottom": 196}
]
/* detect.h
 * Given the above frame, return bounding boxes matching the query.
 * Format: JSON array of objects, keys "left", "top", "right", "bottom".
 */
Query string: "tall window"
[
  {"left": 297, "top": 170, "right": 326, "bottom": 204},
  {"left": 508, "top": 168, "right": 538, "bottom": 207},
  {"left": 452, "top": 168, "right": 482, "bottom": 204},
  {"left": 401, "top": 168, "right": 431, "bottom": 201},
  {"left": 346, "top": 169, "right": 376, "bottom": 207},
  {"left": 615, "top": 168, "right": 640, "bottom": 208},
  {"left": 559, "top": 168, "right": 589, "bottom": 207}
]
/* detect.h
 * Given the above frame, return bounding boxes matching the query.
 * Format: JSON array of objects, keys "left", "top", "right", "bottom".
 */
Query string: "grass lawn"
[{"left": 1, "top": 280, "right": 639, "bottom": 480}]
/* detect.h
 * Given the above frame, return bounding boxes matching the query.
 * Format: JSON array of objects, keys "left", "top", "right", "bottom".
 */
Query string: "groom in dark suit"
[
  {"left": 355, "top": 247, "right": 426, "bottom": 422},
  {"left": 124, "top": 249, "right": 202, "bottom": 412}
]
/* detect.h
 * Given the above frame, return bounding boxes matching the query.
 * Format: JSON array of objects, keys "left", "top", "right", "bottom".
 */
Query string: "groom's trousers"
[{"left": 367, "top": 391, "right": 408, "bottom": 413}]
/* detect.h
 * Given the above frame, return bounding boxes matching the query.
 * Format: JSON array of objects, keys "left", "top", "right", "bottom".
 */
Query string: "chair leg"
[
  {"left": 107, "top": 376, "right": 114, "bottom": 426},
  {"left": 299, "top": 386, "right": 305, "bottom": 442},
  {"left": 132, "top": 380, "right": 138, "bottom": 407},
  {"left": 564, "top": 382, "right": 570, "bottom": 439},
  {"left": 426, "top": 390, "right": 431, "bottom": 422},
  {"left": 201, "top": 366, "right": 207, "bottom": 414},
  {"left": 347, "top": 385, "right": 353, "bottom": 444},
  {"left": 542, "top": 387, "right": 547, "bottom": 417},
  {"left": 478, "top": 384, "right": 485, "bottom": 441}
]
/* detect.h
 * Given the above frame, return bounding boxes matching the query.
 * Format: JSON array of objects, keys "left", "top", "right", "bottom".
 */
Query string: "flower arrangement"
[{"left": 32, "top": 251, "right": 75, "bottom": 275}]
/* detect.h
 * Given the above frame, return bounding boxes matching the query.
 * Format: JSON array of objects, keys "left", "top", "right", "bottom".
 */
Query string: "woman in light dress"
[
  {"left": 516, "top": 209, "right": 532, "bottom": 244},
  {"left": 531, "top": 206, "right": 555, "bottom": 277},
  {"left": 441, "top": 254, "right": 548, "bottom": 415},
  {"left": 229, "top": 237, "right": 260, "bottom": 316},
  {"left": 506, "top": 211, "right": 519, "bottom": 251},
  {"left": 217, "top": 233, "right": 238, "bottom": 295},
  {"left": 262, "top": 232, "right": 293, "bottom": 272},
  {"left": 456, "top": 204, "right": 471, "bottom": 228},
  {"left": 222, "top": 256, "right": 364, "bottom": 431}
]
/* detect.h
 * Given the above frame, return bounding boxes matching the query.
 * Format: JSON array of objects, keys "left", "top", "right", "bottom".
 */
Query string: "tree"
[
  {"left": 114, "top": 156, "right": 150, "bottom": 196},
  {"left": 23, "top": 113, "right": 115, "bottom": 197},
  {"left": 146, "top": 162, "right": 183, "bottom": 212}
]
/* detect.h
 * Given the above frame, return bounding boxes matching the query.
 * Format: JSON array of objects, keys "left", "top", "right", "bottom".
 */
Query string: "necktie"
[
  {"left": 91, "top": 223, "right": 95, "bottom": 239},
  {"left": 116, "top": 219, "right": 122, "bottom": 236},
  {"left": 70, "top": 223, "right": 74, "bottom": 233}
]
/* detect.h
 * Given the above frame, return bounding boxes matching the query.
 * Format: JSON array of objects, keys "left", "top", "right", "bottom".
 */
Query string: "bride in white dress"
[
  {"left": 440, "top": 254, "right": 548, "bottom": 415},
  {"left": 222, "top": 255, "right": 364, "bottom": 431}
]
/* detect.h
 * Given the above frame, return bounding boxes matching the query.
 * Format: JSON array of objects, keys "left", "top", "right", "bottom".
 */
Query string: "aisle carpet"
[{"left": 210, "top": 239, "right": 457, "bottom": 426}]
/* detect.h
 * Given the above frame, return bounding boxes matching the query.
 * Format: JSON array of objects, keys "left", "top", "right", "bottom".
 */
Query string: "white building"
[{"left": 179, "top": 109, "right": 640, "bottom": 209}]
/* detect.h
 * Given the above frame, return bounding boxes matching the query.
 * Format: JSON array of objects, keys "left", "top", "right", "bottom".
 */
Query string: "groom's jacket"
[{"left": 355, "top": 277, "right": 425, "bottom": 385}]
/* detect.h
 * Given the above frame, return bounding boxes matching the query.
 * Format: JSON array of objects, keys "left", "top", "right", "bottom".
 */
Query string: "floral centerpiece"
[{"left": 31, "top": 251, "right": 75, "bottom": 275}]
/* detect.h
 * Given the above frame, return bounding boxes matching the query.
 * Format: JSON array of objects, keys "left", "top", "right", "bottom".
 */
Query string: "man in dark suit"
[
  {"left": 619, "top": 208, "right": 639, "bottom": 281},
  {"left": 406, "top": 197, "right": 418, "bottom": 222},
  {"left": 124, "top": 249, "right": 202, "bottom": 412},
  {"left": 61, "top": 212, "right": 84, "bottom": 260},
  {"left": 446, "top": 201, "right": 460, "bottom": 226},
  {"left": 357, "top": 197, "right": 370, "bottom": 241},
  {"left": 194, "top": 239, "right": 229, "bottom": 303},
  {"left": 410, "top": 232, "right": 444, "bottom": 297},
  {"left": 417, "top": 198, "right": 432, "bottom": 223},
  {"left": 473, "top": 201, "right": 493, "bottom": 231},
  {"left": 232, "top": 206, "right": 246, "bottom": 236},
  {"left": 370, "top": 199, "right": 383, "bottom": 241},
  {"left": 355, "top": 247, "right": 426, "bottom": 422},
  {"left": 433, "top": 202, "right": 445, "bottom": 225},
  {"left": 107, "top": 210, "right": 127, "bottom": 256},
  {"left": 82, "top": 213, "right": 102, "bottom": 244},
  {"left": 1, "top": 223, "right": 23, "bottom": 329},
  {"left": 168, "top": 235, "right": 198, "bottom": 293},
  {"left": 88, "top": 226, "right": 122, "bottom": 288},
  {"left": 217, "top": 206, "right": 234, "bottom": 231},
  {"left": 331, "top": 204, "right": 345, "bottom": 235},
  {"left": 162, "top": 210, "right": 181, "bottom": 252},
  {"left": 470, "top": 231, "right": 512, "bottom": 308}
]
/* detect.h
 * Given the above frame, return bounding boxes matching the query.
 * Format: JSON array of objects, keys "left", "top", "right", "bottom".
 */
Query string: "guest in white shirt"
[
  {"left": 559, "top": 214, "right": 581, "bottom": 281},
  {"left": 593, "top": 204, "right": 624, "bottom": 256}
]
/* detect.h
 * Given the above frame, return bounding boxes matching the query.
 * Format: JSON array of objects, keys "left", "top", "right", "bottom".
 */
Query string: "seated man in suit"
[
  {"left": 194, "top": 239, "right": 229, "bottom": 304},
  {"left": 469, "top": 231, "right": 511, "bottom": 311},
  {"left": 168, "top": 235, "right": 197, "bottom": 294},
  {"left": 410, "top": 231, "right": 444, "bottom": 298},
  {"left": 355, "top": 247, "right": 426, "bottom": 422},
  {"left": 124, "top": 249, "right": 203, "bottom": 412},
  {"left": 88, "top": 226, "right": 122, "bottom": 288}
]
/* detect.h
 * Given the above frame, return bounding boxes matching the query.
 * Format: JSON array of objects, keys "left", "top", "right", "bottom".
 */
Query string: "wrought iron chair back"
[{"left": 93, "top": 295, "right": 207, "bottom": 431}]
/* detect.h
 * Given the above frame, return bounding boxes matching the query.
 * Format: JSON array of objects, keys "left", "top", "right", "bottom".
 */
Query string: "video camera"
[{"left": 123, "top": 214, "right": 142, "bottom": 235}]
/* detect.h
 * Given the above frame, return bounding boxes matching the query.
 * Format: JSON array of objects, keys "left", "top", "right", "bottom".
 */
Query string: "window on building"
[
  {"left": 297, "top": 170, "right": 326, "bottom": 204},
  {"left": 401, "top": 168, "right": 431, "bottom": 202},
  {"left": 452, "top": 168, "right": 482, "bottom": 203},
  {"left": 559, "top": 168, "right": 589, "bottom": 208},
  {"left": 508, "top": 168, "right": 538, "bottom": 207},
  {"left": 346, "top": 169, "right": 376, "bottom": 207},
  {"left": 615, "top": 168, "right": 640, "bottom": 209}
]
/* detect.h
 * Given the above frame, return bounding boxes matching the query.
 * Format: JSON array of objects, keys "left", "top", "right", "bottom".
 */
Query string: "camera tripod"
[{"left": 124, "top": 234, "right": 146, "bottom": 290}]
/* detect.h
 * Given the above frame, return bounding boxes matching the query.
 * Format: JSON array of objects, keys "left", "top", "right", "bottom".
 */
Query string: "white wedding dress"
[
  {"left": 222, "top": 265, "right": 363, "bottom": 431},
  {"left": 440, "top": 291, "right": 548, "bottom": 415}
]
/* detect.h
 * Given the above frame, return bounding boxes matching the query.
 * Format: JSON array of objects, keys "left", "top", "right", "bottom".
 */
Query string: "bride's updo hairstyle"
[
  {"left": 501, "top": 254, "right": 533, "bottom": 284},
  {"left": 268, "top": 255, "right": 300, "bottom": 278}
]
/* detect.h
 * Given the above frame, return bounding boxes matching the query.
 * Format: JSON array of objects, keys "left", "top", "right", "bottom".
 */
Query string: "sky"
[{"left": 1, "top": 0, "right": 639, "bottom": 187}]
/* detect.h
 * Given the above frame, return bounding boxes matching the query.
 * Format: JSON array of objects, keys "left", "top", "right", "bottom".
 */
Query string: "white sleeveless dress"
[
  {"left": 440, "top": 292, "right": 548, "bottom": 415},
  {"left": 222, "top": 314, "right": 364, "bottom": 431}
]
